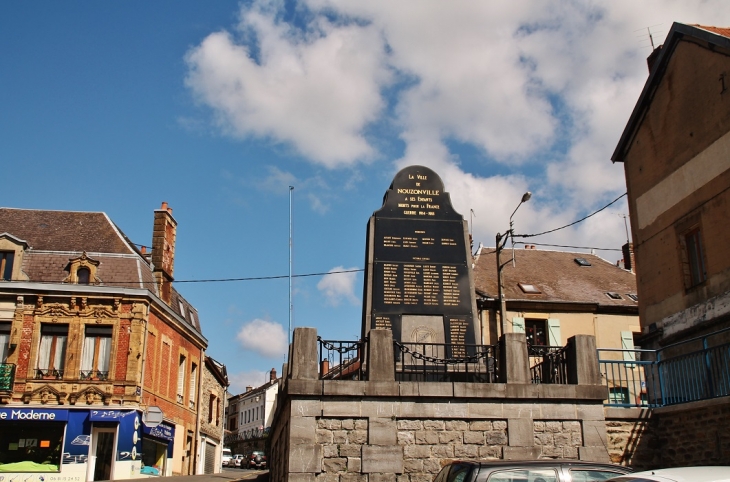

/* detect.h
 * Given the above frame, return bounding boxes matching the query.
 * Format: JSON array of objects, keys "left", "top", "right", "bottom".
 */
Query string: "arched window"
[{"left": 77, "top": 267, "right": 91, "bottom": 285}]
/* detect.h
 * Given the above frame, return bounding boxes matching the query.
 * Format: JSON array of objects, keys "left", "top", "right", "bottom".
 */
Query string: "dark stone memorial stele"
[{"left": 362, "top": 165, "right": 480, "bottom": 351}]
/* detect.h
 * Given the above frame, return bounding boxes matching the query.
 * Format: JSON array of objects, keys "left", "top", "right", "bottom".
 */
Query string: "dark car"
[
  {"left": 247, "top": 451, "right": 267, "bottom": 469},
  {"left": 433, "top": 460, "right": 633, "bottom": 482}
]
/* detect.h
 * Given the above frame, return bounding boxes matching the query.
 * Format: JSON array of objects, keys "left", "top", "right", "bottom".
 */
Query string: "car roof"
[
  {"left": 608, "top": 466, "right": 730, "bottom": 482},
  {"left": 457, "top": 460, "right": 631, "bottom": 470}
]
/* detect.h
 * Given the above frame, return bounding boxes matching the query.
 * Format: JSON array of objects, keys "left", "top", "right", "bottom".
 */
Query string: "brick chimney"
[
  {"left": 269, "top": 368, "right": 277, "bottom": 382},
  {"left": 151, "top": 202, "right": 177, "bottom": 304},
  {"left": 622, "top": 242, "right": 635, "bottom": 273}
]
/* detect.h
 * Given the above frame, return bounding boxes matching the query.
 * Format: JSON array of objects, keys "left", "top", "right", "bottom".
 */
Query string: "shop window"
[
  {"left": 0, "top": 421, "right": 65, "bottom": 471},
  {"left": 80, "top": 326, "right": 112, "bottom": 380},
  {"left": 142, "top": 437, "right": 168, "bottom": 476},
  {"left": 37, "top": 324, "right": 68, "bottom": 379},
  {"left": 0, "top": 251, "right": 14, "bottom": 281}
]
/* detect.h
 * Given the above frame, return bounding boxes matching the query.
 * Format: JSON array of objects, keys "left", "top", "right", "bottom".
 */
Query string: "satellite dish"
[{"left": 142, "top": 406, "right": 163, "bottom": 428}]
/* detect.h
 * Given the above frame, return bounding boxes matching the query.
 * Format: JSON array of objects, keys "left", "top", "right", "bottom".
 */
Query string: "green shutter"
[
  {"left": 512, "top": 317, "right": 525, "bottom": 333},
  {"left": 547, "top": 318, "right": 561, "bottom": 346},
  {"left": 621, "top": 331, "right": 636, "bottom": 362}
]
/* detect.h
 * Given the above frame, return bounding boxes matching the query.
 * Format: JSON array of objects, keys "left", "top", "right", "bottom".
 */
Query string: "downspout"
[{"left": 194, "top": 350, "right": 204, "bottom": 474}]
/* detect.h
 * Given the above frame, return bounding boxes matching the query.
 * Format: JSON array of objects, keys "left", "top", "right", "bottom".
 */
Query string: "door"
[
  {"left": 89, "top": 427, "right": 116, "bottom": 481},
  {"left": 204, "top": 442, "right": 216, "bottom": 474}
]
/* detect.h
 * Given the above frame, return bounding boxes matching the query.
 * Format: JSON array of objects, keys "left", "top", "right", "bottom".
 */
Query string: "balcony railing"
[
  {"left": 0, "top": 363, "right": 15, "bottom": 391},
  {"left": 394, "top": 341, "right": 498, "bottom": 383},
  {"left": 599, "top": 327, "right": 730, "bottom": 408},
  {"left": 318, "top": 338, "right": 364, "bottom": 380},
  {"left": 79, "top": 370, "right": 109, "bottom": 381},
  {"left": 529, "top": 345, "right": 568, "bottom": 384},
  {"left": 35, "top": 368, "right": 64, "bottom": 379}
]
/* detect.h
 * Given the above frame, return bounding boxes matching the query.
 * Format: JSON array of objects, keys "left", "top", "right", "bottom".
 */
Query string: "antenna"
[
  {"left": 648, "top": 27, "right": 655, "bottom": 50},
  {"left": 619, "top": 214, "right": 630, "bottom": 244}
]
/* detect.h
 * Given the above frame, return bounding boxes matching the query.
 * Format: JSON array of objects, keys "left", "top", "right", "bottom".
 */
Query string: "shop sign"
[
  {"left": 0, "top": 408, "right": 69, "bottom": 421},
  {"left": 89, "top": 409, "right": 138, "bottom": 421},
  {"left": 143, "top": 422, "right": 174, "bottom": 442}
]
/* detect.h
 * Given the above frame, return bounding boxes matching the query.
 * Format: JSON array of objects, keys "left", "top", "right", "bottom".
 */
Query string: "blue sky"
[{"left": 2, "top": 1, "right": 727, "bottom": 393}]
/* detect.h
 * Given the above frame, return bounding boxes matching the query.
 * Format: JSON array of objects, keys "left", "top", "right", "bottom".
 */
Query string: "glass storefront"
[{"left": 0, "top": 421, "right": 65, "bottom": 472}]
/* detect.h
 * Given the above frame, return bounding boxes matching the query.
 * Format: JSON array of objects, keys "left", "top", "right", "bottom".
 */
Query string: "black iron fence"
[
  {"left": 318, "top": 338, "right": 364, "bottom": 380},
  {"left": 393, "top": 341, "right": 498, "bottom": 383},
  {"left": 528, "top": 345, "right": 568, "bottom": 384}
]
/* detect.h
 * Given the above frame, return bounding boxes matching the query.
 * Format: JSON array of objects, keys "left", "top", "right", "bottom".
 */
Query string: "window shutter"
[
  {"left": 512, "top": 317, "right": 525, "bottom": 333},
  {"left": 189, "top": 363, "right": 197, "bottom": 406},
  {"left": 547, "top": 318, "right": 561, "bottom": 346},
  {"left": 177, "top": 356, "right": 186, "bottom": 400},
  {"left": 621, "top": 331, "right": 636, "bottom": 362}
]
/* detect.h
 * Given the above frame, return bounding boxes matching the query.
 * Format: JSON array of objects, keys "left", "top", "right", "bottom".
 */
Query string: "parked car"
[
  {"left": 433, "top": 460, "right": 633, "bottom": 482},
  {"left": 607, "top": 466, "right": 730, "bottom": 482},
  {"left": 221, "top": 448, "right": 232, "bottom": 468},
  {"left": 247, "top": 451, "right": 267, "bottom": 469},
  {"left": 232, "top": 454, "right": 245, "bottom": 468}
]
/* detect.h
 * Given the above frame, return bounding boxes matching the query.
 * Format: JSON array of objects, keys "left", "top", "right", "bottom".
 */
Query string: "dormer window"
[
  {"left": 0, "top": 252, "right": 13, "bottom": 281},
  {"left": 64, "top": 252, "right": 100, "bottom": 285},
  {"left": 0, "top": 233, "right": 30, "bottom": 282},
  {"left": 77, "top": 267, "right": 91, "bottom": 285}
]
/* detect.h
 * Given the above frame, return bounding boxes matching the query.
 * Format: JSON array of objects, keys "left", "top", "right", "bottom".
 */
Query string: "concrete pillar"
[
  {"left": 367, "top": 329, "right": 395, "bottom": 382},
  {"left": 290, "top": 327, "right": 318, "bottom": 380},
  {"left": 567, "top": 335, "right": 601, "bottom": 385},
  {"left": 499, "top": 333, "right": 529, "bottom": 383}
]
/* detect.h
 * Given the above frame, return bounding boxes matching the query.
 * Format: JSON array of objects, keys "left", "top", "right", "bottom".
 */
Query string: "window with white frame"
[
  {"left": 177, "top": 354, "right": 186, "bottom": 404},
  {"left": 189, "top": 362, "right": 197, "bottom": 409},
  {"left": 38, "top": 324, "right": 68, "bottom": 378},
  {"left": 80, "top": 325, "right": 112, "bottom": 380}
]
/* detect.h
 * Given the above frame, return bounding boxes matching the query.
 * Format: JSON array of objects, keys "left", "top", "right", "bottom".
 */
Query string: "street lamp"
[{"left": 496, "top": 191, "right": 531, "bottom": 338}]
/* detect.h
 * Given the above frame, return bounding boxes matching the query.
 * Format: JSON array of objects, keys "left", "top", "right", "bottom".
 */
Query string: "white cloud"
[
  {"left": 187, "top": 0, "right": 729, "bottom": 257},
  {"left": 236, "top": 318, "right": 289, "bottom": 358},
  {"left": 317, "top": 266, "right": 360, "bottom": 306},
  {"left": 228, "top": 369, "right": 273, "bottom": 395},
  {"left": 185, "top": 2, "right": 391, "bottom": 167}
]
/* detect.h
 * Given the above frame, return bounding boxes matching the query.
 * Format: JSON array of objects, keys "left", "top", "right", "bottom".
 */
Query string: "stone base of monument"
[{"left": 266, "top": 327, "right": 612, "bottom": 482}]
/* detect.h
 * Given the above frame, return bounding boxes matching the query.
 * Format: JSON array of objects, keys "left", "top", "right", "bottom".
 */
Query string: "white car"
[
  {"left": 221, "top": 448, "right": 232, "bottom": 467},
  {"left": 608, "top": 466, "right": 730, "bottom": 482}
]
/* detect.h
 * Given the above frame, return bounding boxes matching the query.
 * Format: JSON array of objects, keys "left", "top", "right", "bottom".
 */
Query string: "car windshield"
[{"left": 487, "top": 468, "right": 559, "bottom": 482}]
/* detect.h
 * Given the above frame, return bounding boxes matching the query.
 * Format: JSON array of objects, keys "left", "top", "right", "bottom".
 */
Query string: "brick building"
[{"left": 0, "top": 204, "right": 212, "bottom": 481}]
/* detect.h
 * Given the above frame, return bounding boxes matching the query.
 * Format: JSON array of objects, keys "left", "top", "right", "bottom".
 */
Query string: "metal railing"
[
  {"left": 35, "top": 368, "right": 64, "bottom": 379},
  {"left": 318, "top": 338, "right": 364, "bottom": 380},
  {"left": 599, "top": 327, "right": 730, "bottom": 408},
  {"left": 529, "top": 345, "right": 568, "bottom": 384},
  {"left": 394, "top": 341, "right": 498, "bottom": 383},
  {"left": 0, "top": 363, "right": 15, "bottom": 391},
  {"left": 80, "top": 370, "right": 109, "bottom": 381}
]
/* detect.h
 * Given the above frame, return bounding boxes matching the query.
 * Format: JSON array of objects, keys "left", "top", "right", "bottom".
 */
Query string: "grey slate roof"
[{"left": 473, "top": 247, "right": 638, "bottom": 308}]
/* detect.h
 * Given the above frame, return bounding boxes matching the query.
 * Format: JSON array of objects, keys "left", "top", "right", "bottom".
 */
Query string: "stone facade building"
[
  {"left": 0, "top": 204, "right": 212, "bottom": 481},
  {"left": 198, "top": 356, "right": 228, "bottom": 474}
]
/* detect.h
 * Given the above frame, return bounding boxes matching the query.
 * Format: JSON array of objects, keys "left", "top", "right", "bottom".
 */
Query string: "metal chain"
[
  {"left": 393, "top": 341, "right": 491, "bottom": 365},
  {"left": 318, "top": 337, "right": 361, "bottom": 354}
]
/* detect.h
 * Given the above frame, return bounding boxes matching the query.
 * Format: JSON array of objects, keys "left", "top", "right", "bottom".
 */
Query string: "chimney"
[
  {"left": 647, "top": 45, "right": 662, "bottom": 73},
  {"left": 246, "top": 386, "right": 252, "bottom": 393},
  {"left": 622, "top": 242, "right": 635, "bottom": 273},
  {"left": 269, "top": 368, "right": 277, "bottom": 382},
  {"left": 151, "top": 202, "right": 177, "bottom": 305}
]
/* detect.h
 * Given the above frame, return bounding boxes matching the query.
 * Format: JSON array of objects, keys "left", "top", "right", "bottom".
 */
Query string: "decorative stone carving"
[
  {"left": 22, "top": 384, "right": 67, "bottom": 405},
  {"left": 68, "top": 386, "right": 112, "bottom": 406}
]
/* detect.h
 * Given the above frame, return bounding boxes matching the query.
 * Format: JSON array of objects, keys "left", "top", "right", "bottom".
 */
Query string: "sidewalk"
[{"left": 111, "top": 470, "right": 268, "bottom": 482}]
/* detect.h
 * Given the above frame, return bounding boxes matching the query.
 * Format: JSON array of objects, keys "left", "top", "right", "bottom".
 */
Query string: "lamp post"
[{"left": 496, "top": 192, "right": 531, "bottom": 338}]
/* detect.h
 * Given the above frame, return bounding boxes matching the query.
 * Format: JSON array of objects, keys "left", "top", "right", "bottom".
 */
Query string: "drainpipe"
[{"left": 194, "top": 350, "right": 204, "bottom": 474}]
